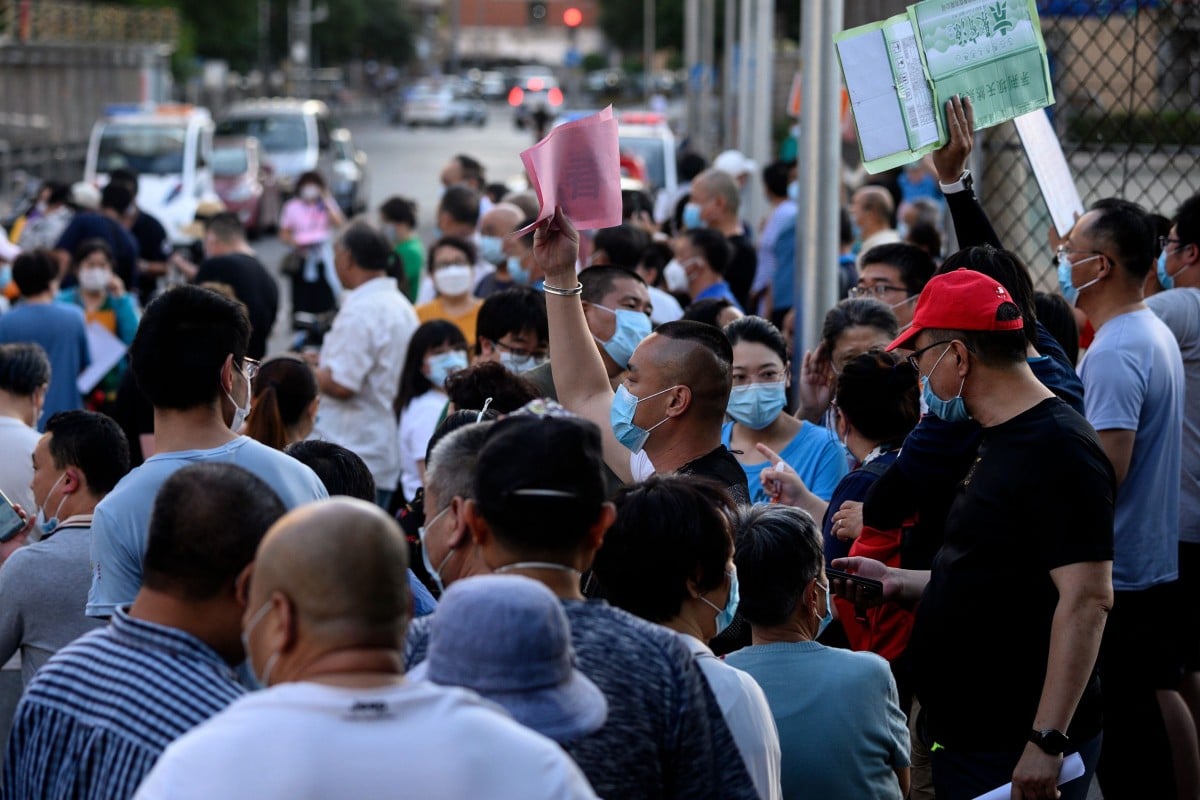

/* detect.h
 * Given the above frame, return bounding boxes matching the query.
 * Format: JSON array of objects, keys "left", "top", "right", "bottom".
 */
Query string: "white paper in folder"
[{"left": 970, "top": 752, "right": 1085, "bottom": 800}]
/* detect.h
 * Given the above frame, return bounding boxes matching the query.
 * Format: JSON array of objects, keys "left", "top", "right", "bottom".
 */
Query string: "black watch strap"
[{"left": 1028, "top": 728, "right": 1070, "bottom": 755}]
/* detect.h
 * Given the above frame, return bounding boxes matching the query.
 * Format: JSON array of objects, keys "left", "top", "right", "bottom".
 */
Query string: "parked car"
[
  {"left": 330, "top": 128, "right": 368, "bottom": 216},
  {"left": 452, "top": 85, "right": 488, "bottom": 127},
  {"left": 509, "top": 72, "right": 564, "bottom": 130},
  {"left": 404, "top": 86, "right": 458, "bottom": 127},
  {"left": 477, "top": 71, "right": 507, "bottom": 101},
  {"left": 211, "top": 136, "right": 280, "bottom": 238},
  {"left": 216, "top": 99, "right": 337, "bottom": 198}
]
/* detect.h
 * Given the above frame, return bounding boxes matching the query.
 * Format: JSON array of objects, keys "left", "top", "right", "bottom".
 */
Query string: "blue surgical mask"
[
  {"left": 427, "top": 350, "right": 468, "bottom": 389},
  {"left": 479, "top": 235, "right": 504, "bottom": 265},
  {"left": 816, "top": 579, "right": 833, "bottom": 638},
  {"left": 592, "top": 305, "right": 651, "bottom": 370},
  {"left": 683, "top": 202, "right": 703, "bottom": 230},
  {"left": 36, "top": 472, "right": 67, "bottom": 535},
  {"left": 609, "top": 383, "right": 676, "bottom": 454},
  {"left": 241, "top": 599, "right": 279, "bottom": 688},
  {"left": 1056, "top": 252, "right": 1102, "bottom": 308},
  {"left": 897, "top": 221, "right": 909, "bottom": 239},
  {"left": 699, "top": 568, "right": 740, "bottom": 636},
  {"left": 0, "top": 264, "right": 11, "bottom": 289},
  {"left": 507, "top": 256, "right": 529, "bottom": 285},
  {"left": 418, "top": 506, "right": 453, "bottom": 596},
  {"left": 499, "top": 349, "right": 541, "bottom": 374},
  {"left": 726, "top": 381, "right": 787, "bottom": 430},
  {"left": 920, "top": 344, "right": 970, "bottom": 423},
  {"left": 787, "top": 181, "right": 799, "bottom": 202},
  {"left": 1158, "top": 248, "right": 1190, "bottom": 290}
]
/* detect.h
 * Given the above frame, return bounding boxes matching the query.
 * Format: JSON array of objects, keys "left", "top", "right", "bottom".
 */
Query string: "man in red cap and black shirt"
[{"left": 835, "top": 269, "right": 1115, "bottom": 800}]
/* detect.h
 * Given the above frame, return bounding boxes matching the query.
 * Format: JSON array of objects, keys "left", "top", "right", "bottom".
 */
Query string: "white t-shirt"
[
  {"left": 134, "top": 680, "right": 598, "bottom": 800},
  {"left": 648, "top": 285, "right": 684, "bottom": 325},
  {"left": 0, "top": 417, "right": 40, "bottom": 511},
  {"left": 314, "top": 276, "right": 419, "bottom": 489},
  {"left": 679, "top": 633, "right": 783, "bottom": 800},
  {"left": 398, "top": 389, "right": 447, "bottom": 502}
]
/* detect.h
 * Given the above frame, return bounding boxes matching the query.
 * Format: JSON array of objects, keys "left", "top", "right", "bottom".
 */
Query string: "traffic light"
[
  {"left": 528, "top": 1, "right": 548, "bottom": 26},
  {"left": 563, "top": 7, "right": 582, "bottom": 27}
]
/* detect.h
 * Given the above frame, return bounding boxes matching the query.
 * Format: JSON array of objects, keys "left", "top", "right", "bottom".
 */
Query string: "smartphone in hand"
[{"left": 0, "top": 491, "right": 27, "bottom": 543}]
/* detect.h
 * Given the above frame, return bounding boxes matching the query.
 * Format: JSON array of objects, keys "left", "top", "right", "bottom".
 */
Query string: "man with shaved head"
[
  {"left": 135, "top": 498, "right": 598, "bottom": 800},
  {"left": 689, "top": 168, "right": 756, "bottom": 309},
  {"left": 5, "top": 463, "right": 286, "bottom": 799},
  {"left": 540, "top": 208, "right": 749, "bottom": 504},
  {"left": 476, "top": 202, "right": 526, "bottom": 296},
  {"left": 851, "top": 185, "right": 902, "bottom": 267}
]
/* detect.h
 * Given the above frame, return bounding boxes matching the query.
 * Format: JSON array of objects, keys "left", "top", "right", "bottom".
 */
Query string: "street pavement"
[{"left": 253, "top": 102, "right": 535, "bottom": 358}]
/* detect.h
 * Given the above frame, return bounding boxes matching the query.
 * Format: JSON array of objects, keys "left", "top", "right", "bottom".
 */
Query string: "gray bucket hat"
[{"left": 409, "top": 574, "right": 607, "bottom": 743}]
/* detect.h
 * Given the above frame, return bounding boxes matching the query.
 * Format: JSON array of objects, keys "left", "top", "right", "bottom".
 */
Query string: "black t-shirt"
[
  {"left": 724, "top": 234, "right": 757, "bottom": 311},
  {"left": 678, "top": 445, "right": 751, "bottom": 506},
  {"left": 112, "top": 368, "right": 154, "bottom": 468},
  {"left": 194, "top": 253, "right": 281, "bottom": 359},
  {"left": 910, "top": 398, "right": 1114, "bottom": 751},
  {"left": 131, "top": 210, "right": 173, "bottom": 302}
]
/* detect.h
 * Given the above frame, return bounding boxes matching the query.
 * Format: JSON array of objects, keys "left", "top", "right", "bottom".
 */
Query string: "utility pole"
[
  {"left": 721, "top": 0, "right": 736, "bottom": 149},
  {"left": 745, "top": 0, "right": 773, "bottom": 227},
  {"left": 794, "top": 0, "right": 844, "bottom": 359},
  {"left": 448, "top": 0, "right": 461, "bottom": 75},
  {"left": 737, "top": 0, "right": 752, "bottom": 156},
  {"left": 698, "top": 0, "right": 715, "bottom": 156},
  {"left": 684, "top": 0, "right": 700, "bottom": 147},
  {"left": 644, "top": 0, "right": 656, "bottom": 101}
]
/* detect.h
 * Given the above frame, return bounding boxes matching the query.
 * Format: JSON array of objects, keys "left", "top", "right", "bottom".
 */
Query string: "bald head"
[
  {"left": 255, "top": 498, "right": 411, "bottom": 646},
  {"left": 853, "top": 186, "right": 895, "bottom": 222},
  {"left": 694, "top": 169, "right": 741, "bottom": 215},
  {"left": 642, "top": 321, "right": 733, "bottom": 425},
  {"left": 480, "top": 203, "right": 523, "bottom": 237}
]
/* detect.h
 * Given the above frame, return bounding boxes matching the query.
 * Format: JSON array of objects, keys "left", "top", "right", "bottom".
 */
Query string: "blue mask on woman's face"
[
  {"left": 683, "top": 202, "right": 703, "bottom": 230},
  {"left": 427, "top": 350, "right": 468, "bottom": 389},
  {"left": 699, "top": 568, "right": 740, "bottom": 636},
  {"left": 920, "top": 344, "right": 969, "bottom": 423},
  {"left": 592, "top": 305, "right": 651, "bottom": 370},
  {"left": 725, "top": 381, "right": 787, "bottom": 430}
]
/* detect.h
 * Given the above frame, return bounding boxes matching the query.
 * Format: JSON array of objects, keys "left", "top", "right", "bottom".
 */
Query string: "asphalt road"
[{"left": 253, "top": 101, "right": 537, "bottom": 358}]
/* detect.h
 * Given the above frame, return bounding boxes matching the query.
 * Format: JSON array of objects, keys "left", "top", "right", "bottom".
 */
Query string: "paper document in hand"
[
  {"left": 969, "top": 752, "right": 1085, "bottom": 800},
  {"left": 518, "top": 106, "right": 622, "bottom": 234},
  {"left": 76, "top": 322, "right": 127, "bottom": 395},
  {"left": 1014, "top": 109, "right": 1084, "bottom": 238},
  {"left": 836, "top": 0, "right": 1054, "bottom": 173}
]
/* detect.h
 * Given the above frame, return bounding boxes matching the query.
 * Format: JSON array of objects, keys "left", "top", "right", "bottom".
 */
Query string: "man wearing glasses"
[
  {"left": 1062, "top": 200, "right": 1189, "bottom": 798},
  {"left": 849, "top": 242, "right": 936, "bottom": 329},
  {"left": 1146, "top": 194, "right": 1200, "bottom": 791},
  {"left": 86, "top": 286, "right": 328, "bottom": 619}
]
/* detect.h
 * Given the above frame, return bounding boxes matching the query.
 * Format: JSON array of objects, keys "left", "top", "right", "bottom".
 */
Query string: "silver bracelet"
[{"left": 542, "top": 281, "right": 584, "bottom": 297}]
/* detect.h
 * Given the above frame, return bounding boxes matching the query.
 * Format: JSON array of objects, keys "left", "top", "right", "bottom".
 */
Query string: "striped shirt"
[{"left": 2, "top": 608, "right": 244, "bottom": 800}]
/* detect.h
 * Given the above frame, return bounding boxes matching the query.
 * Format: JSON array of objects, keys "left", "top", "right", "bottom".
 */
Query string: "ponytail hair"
[{"left": 243, "top": 355, "right": 319, "bottom": 450}]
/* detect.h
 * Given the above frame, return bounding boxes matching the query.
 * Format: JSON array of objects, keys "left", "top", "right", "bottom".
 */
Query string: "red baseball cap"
[{"left": 886, "top": 269, "right": 1024, "bottom": 351}]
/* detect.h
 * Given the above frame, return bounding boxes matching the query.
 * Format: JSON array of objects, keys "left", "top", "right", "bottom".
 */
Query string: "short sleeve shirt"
[
  {"left": 1079, "top": 308, "right": 1185, "bottom": 589},
  {"left": 722, "top": 420, "right": 848, "bottom": 505}
]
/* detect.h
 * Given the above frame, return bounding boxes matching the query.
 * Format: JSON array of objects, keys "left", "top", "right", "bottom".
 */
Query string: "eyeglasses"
[
  {"left": 1159, "top": 236, "right": 1192, "bottom": 253},
  {"left": 1055, "top": 245, "right": 1107, "bottom": 263},
  {"left": 849, "top": 284, "right": 907, "bottom": 300},
  {"left": 242, "top": 358, "right": 261, "bottom": 380},
  {"left": 493, "top": 339, "right": 547, "bottom": 362},
  {"left": 905, "top": 340, "right": 956, "bottom": 372},
  {"left": 731, "top": 369, "right": 785, "bottom": 386}
]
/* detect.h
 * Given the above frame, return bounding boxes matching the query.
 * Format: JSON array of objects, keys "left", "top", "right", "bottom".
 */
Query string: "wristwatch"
[
  {"left": 1028, "top": 728, "right": 1070, "bottom": 755},
  {"left": 938, "top": 169, "right": 973, "bottom": 195}
]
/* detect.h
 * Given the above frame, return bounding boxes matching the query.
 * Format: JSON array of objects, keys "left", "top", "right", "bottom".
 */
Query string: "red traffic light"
[{"left": 563, "top": 7, "right": 582, "bottom": 27}]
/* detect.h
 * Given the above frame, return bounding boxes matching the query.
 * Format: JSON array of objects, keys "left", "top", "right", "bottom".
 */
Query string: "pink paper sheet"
[{"left": 517, "top": 106, "right": 622, "bottom": 234}]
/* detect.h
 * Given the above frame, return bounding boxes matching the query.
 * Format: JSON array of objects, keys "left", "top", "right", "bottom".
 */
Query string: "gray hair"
[
  {"left": 695, "top": 168, "right": 741, "bottom": 214},
  {"left": 424, "top": 421, "right": 495, "bottom": 512},
  {"left": 0, "top": 343, "right": 51, "bottom": 396},
  {"left": 910, "top": 197, "right": 943, "bottom": 228},
  {"left": 732, "top": 504, "right": 824, "bottom": 626}
]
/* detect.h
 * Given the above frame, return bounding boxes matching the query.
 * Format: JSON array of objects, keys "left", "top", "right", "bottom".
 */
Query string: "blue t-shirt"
[
  {"left": 771, "top": 217, "right": 795, "bottom": 312},
  {"left": 55, "top": 213, "right": 140, "bottom": 288},
  {"left": 1079, "top": 309, "right": 1185, "bottom": 591},
  {"left": 694, "top": 281, "right": 743, "bottom": 311},
  {"left": 722, "top": 421, "right": 848, "bottom": 505},
  {"left": 823, "top": 449, "right": 899, "bottom": 564},
  {"left": 726, "top": 641, "right": 909, "bottom": 800},
  {"left": 0, "top": 302, "right": 90, "bottom": 428},
  {"left": 87, "top": 437, "right": 329, "bottom": 617}
]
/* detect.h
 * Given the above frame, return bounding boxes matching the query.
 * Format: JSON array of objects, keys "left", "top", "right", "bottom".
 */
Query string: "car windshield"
[
  {"left": 619, "top": 135, "right": 667, "bottom": 191},
  {"left": 211, "top": 147, "right": 248, "bottom": 177},
  {"left": 96, "top": 124, "right": 186, "bottom": 176},
  {"left": 216, "top": 116, "right": 308, "bottom": 153}
]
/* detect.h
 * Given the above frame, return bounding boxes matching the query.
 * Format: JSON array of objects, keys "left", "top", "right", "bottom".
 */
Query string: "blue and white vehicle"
[{"left": 85, "top": 104, "right": 215, "bottom": 245}]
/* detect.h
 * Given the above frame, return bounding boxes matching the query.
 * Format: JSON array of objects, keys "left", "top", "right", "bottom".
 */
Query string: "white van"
[
  {"left": 85, "top": 104, "right": 215, "bottom": 245},
  {"left": 215, "top": 99, "right": 336, "bottom": 200}
]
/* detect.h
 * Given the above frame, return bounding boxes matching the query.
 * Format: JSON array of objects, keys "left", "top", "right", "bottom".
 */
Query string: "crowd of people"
[{"left": 0, "top": 94, "right": 1195, "bottom": 799}]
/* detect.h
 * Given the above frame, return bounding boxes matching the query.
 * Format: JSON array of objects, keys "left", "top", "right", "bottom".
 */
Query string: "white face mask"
[
  {"left": 664, "top": 259, "right": 689, "bottom": 293},
  {"left": 227, "top": 364, "right": 252, "bottom": 431},
  {"left": 433, "top": 264, "right": 474, "bottom": 297},
  {"left": 300, "top": 185, "right": 321, "bottom": 202},
  {"left": 79, "top": 267, "right": 111, "bottom": 292}
]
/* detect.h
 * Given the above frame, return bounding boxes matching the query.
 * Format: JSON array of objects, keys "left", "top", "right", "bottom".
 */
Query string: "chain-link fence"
[{"left": 979, "top": 1, "right": 1200, "bottom": 288}]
